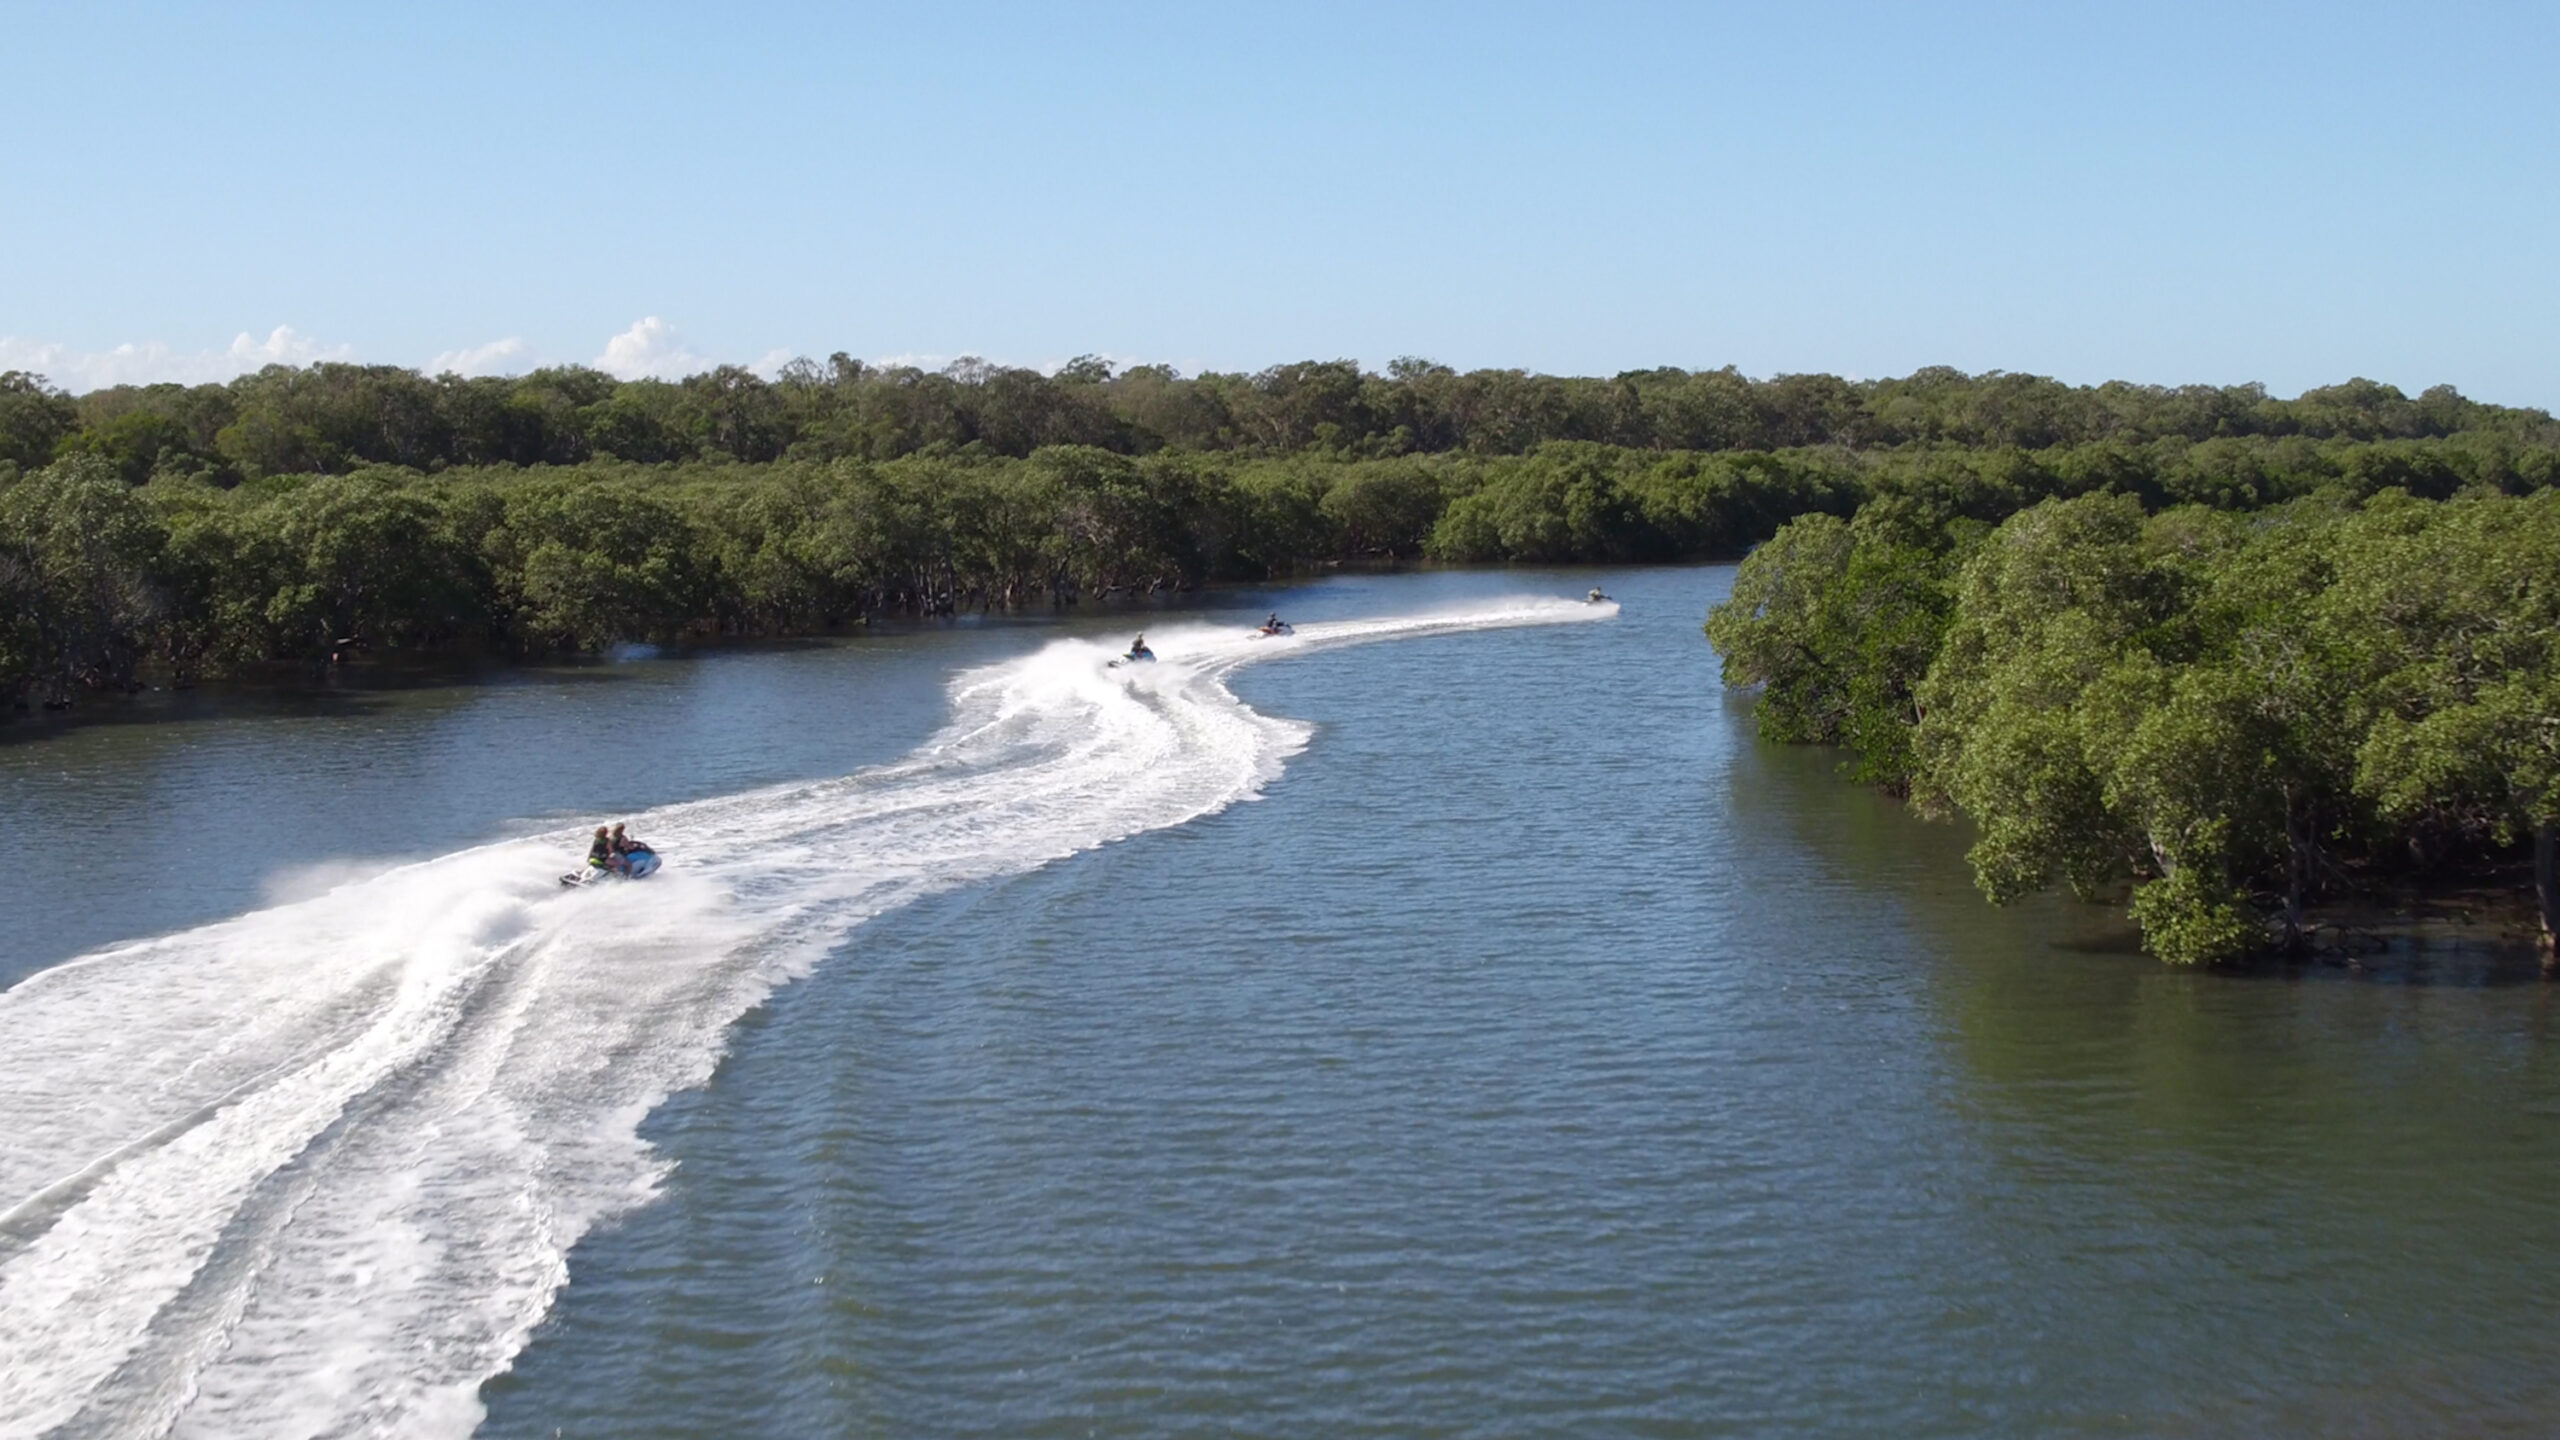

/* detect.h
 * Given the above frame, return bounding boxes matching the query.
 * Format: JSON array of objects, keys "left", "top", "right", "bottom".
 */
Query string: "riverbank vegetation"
[
  {"left": 7, "top": 355, "right": 2557, "bottom": 788},
  {"left": 0, "top": 436, "right": 1861, "bottom": 699},
  {"left": 10, "top": 355, "right": 2559, "bottom": 964},
  {"left": 1707, "top": 474, "right": 2560, "bottom": 968},
  {"left": 9, "top": 357, "right": 2542, "bottom": 479}
]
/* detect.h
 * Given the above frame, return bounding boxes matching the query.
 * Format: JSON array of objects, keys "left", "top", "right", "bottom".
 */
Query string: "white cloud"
[
  {"left": 0, "top": 322, "right": 1044, "bottom": 393},
  {"left": 228, "top": 325, "right": 350, "bottom": 370},
  {"left": 426, "top": 337, "right": 529, "bottom": 377},
  {"left": 595, "top": 316, "right": 709, "bottom": 380},
  {"left": 0, "top": 325, "right": 352, "bottom": 392}
]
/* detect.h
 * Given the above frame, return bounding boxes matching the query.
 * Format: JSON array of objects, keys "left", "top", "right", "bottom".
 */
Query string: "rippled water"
[{"left": 8, "top": 566, "right": 2560, "bottom": 1438}]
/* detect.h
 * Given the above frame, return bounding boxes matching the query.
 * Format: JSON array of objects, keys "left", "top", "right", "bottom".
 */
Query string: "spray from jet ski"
[{"left": 0, "top": 594, "right": 1613, "bottom": 1440}]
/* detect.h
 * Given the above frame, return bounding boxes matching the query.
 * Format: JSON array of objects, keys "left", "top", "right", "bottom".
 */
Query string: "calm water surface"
[{"left": 7, "top": 566, "right": 2560, "bottom": 1438}]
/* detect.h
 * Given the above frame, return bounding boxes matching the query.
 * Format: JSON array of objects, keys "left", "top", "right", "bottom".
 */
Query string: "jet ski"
[
  {"left": 1585, "top": 588, "right": 1612, "bottom": 604},
  {"left": 1107, "top": 641, "right": 1157, "bottom": 669},
  {"left": 560, "top": 843, "right": 661, "bottom": 887},
  {"left": 1250, "top": 619, "right": 1295, "bottom": 638}
]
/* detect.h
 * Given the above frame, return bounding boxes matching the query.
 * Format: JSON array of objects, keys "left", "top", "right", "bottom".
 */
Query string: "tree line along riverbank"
[
  {"left": 1707, "top": 483, "right": 2560, "bottom": 968},
  {"left": 4, "top": 357, "right": 2554, "bottom": 705},
  {"left": 6, "top": 356, "right": 2557, "bottom": 967},
  {"left": 9, "top": 357, "right": 2551, "bottom": 478}
]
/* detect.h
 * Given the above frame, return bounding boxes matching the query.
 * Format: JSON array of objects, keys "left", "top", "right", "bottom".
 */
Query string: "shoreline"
[{"left": 0, "top": 558, "right": 1651, "bottom": 742}]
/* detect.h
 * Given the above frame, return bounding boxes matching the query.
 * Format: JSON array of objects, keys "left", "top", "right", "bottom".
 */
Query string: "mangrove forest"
[{"left": 5, "top": 353, "right": 2558, "bottom": 966}]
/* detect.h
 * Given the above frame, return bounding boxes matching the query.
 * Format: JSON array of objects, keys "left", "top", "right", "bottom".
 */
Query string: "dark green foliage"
[
  {"left": 1318, "top": 461, "right": 1444, "bottom": 557},
  {"left": 10, "top": 358, "right": 2551, "bottom": 481},
  {"left": 0, "top": 435, "right": 1841, "bottom": 712},
  {"left": 1701, "top": 511, "right": 1959, "bottom": 791},
  {"left": 0, "top": 372, "right": 81, "bottom": 470},
  {"left": 484, "top": 482, "right": 706, "bottom": 649},
  {"left": 1703, "top": 513, "right": 1861, "bottom": 744},
  {"left": 215, "top": 364, "right": 455, "bottom": 474},
  {"left": 1711, "top": 484, "right": 2560, "bottom": 966},
  {"left": 0, "top": 456, "right": 164, "bottom": 703},
  {"left": 1427, "top": 445, "right": 1863, "bottom": 563},
  {"left": 57, "top": 409, "right": 208, "bottom": 485}
]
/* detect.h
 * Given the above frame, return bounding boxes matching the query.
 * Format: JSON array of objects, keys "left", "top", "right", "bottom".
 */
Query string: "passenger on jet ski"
[
  {"left": 613, "top": 823, "right": 664, "bottom": 873},
  {"left": 586, "top": 826, "right": 615, "bottom": 874}
]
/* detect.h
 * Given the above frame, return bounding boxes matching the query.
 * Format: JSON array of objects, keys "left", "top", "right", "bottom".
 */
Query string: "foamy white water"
[{"left": 0, "top": 599, "right": 1610, "bottom": 1440}]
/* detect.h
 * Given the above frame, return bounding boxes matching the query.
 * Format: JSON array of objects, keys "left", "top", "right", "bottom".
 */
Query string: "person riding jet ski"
[
  {"left": 564, "top": 826, "right": 619, "bottom": 887},
  {"left": 1254, "top": 612, "right": 1293, "bottom": 637},
  {"left": 1121, "top": 634, "right": 1155, "bottom": 662},
  {"left": 611, "top": 823, "right": 661, "bottom": 875}
]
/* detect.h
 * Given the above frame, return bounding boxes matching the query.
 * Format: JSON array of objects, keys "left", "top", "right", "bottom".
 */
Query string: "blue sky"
[{"left": 3, "top": 0, "right": 2553, "bottom": 403}]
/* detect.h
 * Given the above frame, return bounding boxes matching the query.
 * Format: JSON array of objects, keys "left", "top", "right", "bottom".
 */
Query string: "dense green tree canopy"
[
  {"left": 0, "top": 371, "right": 81, "bottom": 471},
  {"left": 9, "top": 351, "right": 2558, "bottom": 965},
  {"left": 13, "top": 358, "right": 2552, "bottom": 481},
  {"left": 1709, "top": 486, "right": 2560, "bottom": 966}
]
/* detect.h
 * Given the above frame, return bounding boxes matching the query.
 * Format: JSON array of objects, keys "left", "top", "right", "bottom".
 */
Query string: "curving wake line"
[{"left": 0, "top": 597, "right": 1612, "bottom": 1440}]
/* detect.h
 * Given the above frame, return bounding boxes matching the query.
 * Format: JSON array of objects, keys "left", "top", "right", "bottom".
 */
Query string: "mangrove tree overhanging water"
[{"left": 1706, "top": 487, "right": 2560, "bottom": 967}]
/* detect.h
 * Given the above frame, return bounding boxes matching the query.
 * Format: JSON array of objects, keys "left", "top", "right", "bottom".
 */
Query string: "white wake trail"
[{"left": 0, "top": 597, "right": 1608, "bottom": 1439}]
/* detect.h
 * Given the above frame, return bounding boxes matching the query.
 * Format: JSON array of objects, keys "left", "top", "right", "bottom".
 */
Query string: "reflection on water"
[{"left": 1729, "top": 684, "right": 2560, "bottom": 1436}]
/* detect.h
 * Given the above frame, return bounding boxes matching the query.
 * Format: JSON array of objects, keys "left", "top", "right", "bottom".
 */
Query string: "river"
[{"left": 4, "top": 564, "right": 2558, "bottom": 1439}]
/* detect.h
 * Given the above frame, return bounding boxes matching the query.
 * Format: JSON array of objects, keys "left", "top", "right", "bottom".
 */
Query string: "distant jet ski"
[
  {"left": 1250, "top": 614, "right": 1294, "bottom": 638},
  {"left": 1107, "top": 636, "right": 1157, "bottom": 669},
  {"left": 1585, "top": 588, "right": 1612, "bottom": 604},
  {"left": 560, "top": 842, "right": 661, "bottom": 887}
]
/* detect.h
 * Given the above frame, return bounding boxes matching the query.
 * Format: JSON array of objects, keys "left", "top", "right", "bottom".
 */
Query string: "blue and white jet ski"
[
  {"left": 1107, "top": 640, "right": 1156, "bottom": 669},
  {"left": 560, "top": 843, "right": 661, "bottom": 887}
]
